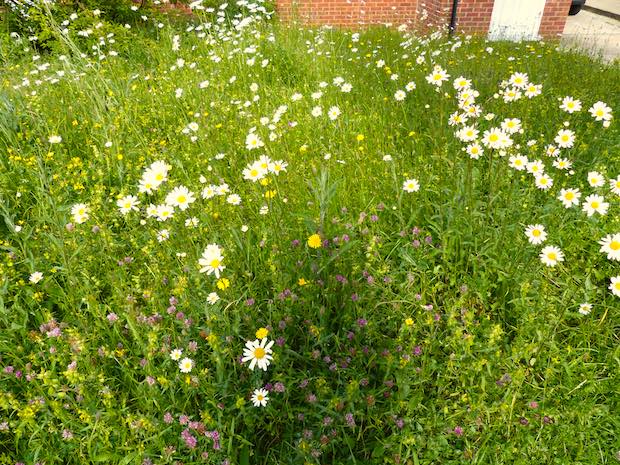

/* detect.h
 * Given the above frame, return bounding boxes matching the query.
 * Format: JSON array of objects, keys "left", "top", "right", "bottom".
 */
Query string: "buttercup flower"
[{"left": 307, "top": 234, "right": 322, "bottom": 249}]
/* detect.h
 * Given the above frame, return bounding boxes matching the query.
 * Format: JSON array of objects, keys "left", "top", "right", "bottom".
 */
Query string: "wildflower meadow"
[{"left": 0, "top": 1, "right": 619, "bottom": 464}]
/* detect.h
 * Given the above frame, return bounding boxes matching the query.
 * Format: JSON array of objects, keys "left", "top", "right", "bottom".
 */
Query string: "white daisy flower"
[
  {"left": 241, "top": 338, "right": 274, "bottom": 371},
  {"left": 117, "top": 195, "right": 140, "bottom": 215},
  {"left": 178, "top": 357, "right": 194, "bottom": 373},
  {"left": 557, "top": 188, "right": 581, "bottom": 208},
  {"left": 539, "top": 245, "right": 564, "bottom": 267},
  {"left": 251, "top": 388, "right": 269, "bottom": 407},
  {"left": 524, "top": 224, "right": 547, "bottom": 245},
  {"left": 582, "top": 194, "right": 609, "bottom": 217},
  {"left": 402, "top": 179, "right": 420, "bottom": 193},
  {"left": 598, "top": 233, "right": 620, "bottom": 261}
]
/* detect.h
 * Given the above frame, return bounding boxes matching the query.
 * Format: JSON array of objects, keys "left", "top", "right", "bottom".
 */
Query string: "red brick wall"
[
  {"left": 276, "top": 0, "right": 571, "bottom": 37},
  {"left": 455, "top": 0, "right": 495, "bottom": 33},
  {"left": 275, "top": 0, "right": 420, "bottom": 27},
  {"left": 538, "top": 0, "right": 571, "bottom": 37}
]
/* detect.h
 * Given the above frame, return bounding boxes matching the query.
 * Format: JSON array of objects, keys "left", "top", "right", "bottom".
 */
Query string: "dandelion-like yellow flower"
[
  {"left": 307, "top": 234, "right": 322, "bottom": 249},
  {"left": 256, "top": 327, "right": 269, "bottom": 339},
  {"left": 405, "top": 318, "right": 414, "bottom": 326}
]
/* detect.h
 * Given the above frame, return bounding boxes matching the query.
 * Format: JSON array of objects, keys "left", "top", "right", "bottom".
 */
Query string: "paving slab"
[{"left": 562, "top": 8, "right": 620, "bottom": 62}]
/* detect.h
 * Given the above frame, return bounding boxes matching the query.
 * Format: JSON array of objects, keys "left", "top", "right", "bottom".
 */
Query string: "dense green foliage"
[{"left": 0, "top": 3, "right": 619, "bottom": 464}]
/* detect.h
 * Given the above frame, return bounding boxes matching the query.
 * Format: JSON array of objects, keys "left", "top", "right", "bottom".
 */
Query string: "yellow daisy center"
[
  {"left": 565, "top": 192, "right": 574, "bottom": 200},
  {"left": 489, "top": 134, "right": 498, "bottom": 142},
  {"left": 254, "top": 347, "right": 266, "bottom": 359},
  {"left": 610, "top": 241, "right": 620, "bottom": 251},
  {"left": 591, "top": 201, "right": 600, "bottom": 209},
  {"left": 547, "top": 252, "right": 557, "bottom": 260},
  {"left": 210, "top": 259, "right": 221, "bottom": 269},
  {"left": 533, "top": 230, "right": 541, "bottom": 237},
  {"left": 177, "top": 195, "right": 186, "bottom": 203}
]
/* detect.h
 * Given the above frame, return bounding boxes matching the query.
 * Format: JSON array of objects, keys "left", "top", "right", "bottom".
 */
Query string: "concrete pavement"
[{"left": 561, "top": 5, "right": 620, "bottom": 62}]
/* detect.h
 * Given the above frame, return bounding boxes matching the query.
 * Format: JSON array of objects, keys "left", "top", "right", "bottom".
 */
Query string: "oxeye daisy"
[
  {"left": 241, "top": 338, "right": 274, "bottom": 371},
  {"left": 545, "top": 145, "right": 560, "bottom": 158},
  {"left": 138, "top": 175, "right": 158, "bottom": 194},
  {"left": 394, "top": 90, "right": 406, "bottom": 101},
  {"left": 525, "top": 224, "right": 547, "bottom": 245},
  {"left": 524, "top": 83, "right": 542, "bottom": 98},
  {"left": 245, "top": 132, "right": 264, "bottom": 150},
  {"left": 560, "top": 96, "right": 582, "bottom": 113},
  {"left": 554, "top": 129, "right": 575, "bottom": 149},
  {"left": 29, "top": 271, "right": 43, "bottom": 284},
  {"left": 328, "top": 106, "right": 341, "bottom": 120},
  {"left": 251, "top": 388, "right": 269, "bottom": 407},
  {"left": 243, "top": 162, "right": 266, "bottom": 182},
  {"left": 202, "top": 185, "right": 217, "bottom": 199},
  {"left": 610, "top": 175, "right": 620, "bottom": 195},
  {"left": 526, "top": 160, "right": 545, "bottom": 176},
  {"left": 166, "top": 185, "right": 196, "bottom": 211},
  {"left": 170, "top": 349, "right": 183, "bottom": 361},
  {"left": 268, "top": 160, "right": 288, "bottom": 175},
  {"left": 552, "top": 158, "right": 572, "bottom": 170},
  {"left": 539, "top": 245, "right": 564, "bottom": 267},
  {"left": 198, "top": 243, "right": 225, "bottom": 278},
  {"left": 148, "top": 160, "right": 170, "bottom": 185},
  {"left": 71, "top": 203, "right": 89, "bottom": 224},
  {"left": 609, "top": 276, "right": 620, "bottom": 297},
  {"left": 425, "top": 66, "right": 449, "bottom": 87},
  {"left": 207, "top": 292, "right": 220, "bottom": 305},
  {"left": 509, "top": 72, "right": 528, "bottom": 89},
  {"left": 587, "top": 171, "right": 605, "bottom": 188},
  {"left": 453, "top": 76, "right": 471, "bottom": 90},
  {"left": 155, "top": 204, "right": 175, "bottom": 221},
  {"left": 558, "top": 188, "right": 581, "bottom": 208},
  {"left": 456, "top": 126, "right": 478, "bottom": 142},
  {"left": 466, "top": 143, "right": 483, "bottom": 159},
  {"left": 598, "top": 233, "right": 620, "bottom": 261},
  {"left": 402, "top": 179, "right": 420, "bottom": 193},
  {"left": 117, "top": 195, "right": 140, "bottom": 215},
  {"left": 589, "top": 101, "right": 612, "bottom": 121},
  {"left": 227, "top": 194, "right": 242, "bottom": 205},
  {"left": 482, "top": 128, "right": 510, "bottom": 149},
  {"left": 578, "top": 303, "right": 592, "bottom": 315},
  {"left": 582, "top": 194, "right": 609, "bottom": 217},
  {"left": 535, "top": 174, "right": 553, "bottom": 190},
  {"left": 178, "top": 357, "right": 194, "bottom": 373},
  {"left": 509, "top": 154, "right": 528, "bottom": 170},
  {"left": 501, "top": 118, "right": 521, "bottom": 134}
]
